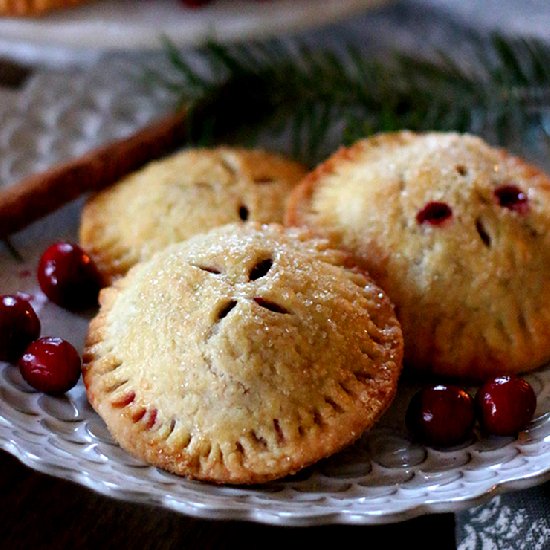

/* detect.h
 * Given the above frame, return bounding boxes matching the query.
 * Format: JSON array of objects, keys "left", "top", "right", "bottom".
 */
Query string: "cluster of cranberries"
[
  {"left": 406, "top": 376, "right": 537, "bottom": 447},
  {"left": 1, "top": 242, "right": 101, "bottom": 395}
]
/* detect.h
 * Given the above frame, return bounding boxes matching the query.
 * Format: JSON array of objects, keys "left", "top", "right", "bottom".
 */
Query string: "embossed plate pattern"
[{"left": 0, "top": 59, "right": 549, "bottom": 526}]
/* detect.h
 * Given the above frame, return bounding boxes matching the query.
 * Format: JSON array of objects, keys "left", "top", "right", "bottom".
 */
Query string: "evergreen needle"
[{"left": 154, "top": 34, "right": 550, "bottom": 166}]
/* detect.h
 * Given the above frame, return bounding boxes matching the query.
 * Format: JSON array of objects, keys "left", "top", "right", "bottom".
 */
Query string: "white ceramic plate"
[
  {"left": 0, "top": 58, "right": 549, "bottom": 526},
  {"left": 0, "top": 0, "right": 388, "bottom": 66}
]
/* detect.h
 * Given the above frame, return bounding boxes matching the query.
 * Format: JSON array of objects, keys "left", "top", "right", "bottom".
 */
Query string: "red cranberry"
[
  {"left": 406, "top": 385, "right": 475, "bottom": 447},
  {"left": 416, "top": 201, "right": 453, "bottom": 226},
  {"left": 0, "top": 295, "right": 41, "bottom": 363},
  {"left": 475, "top": 375, "right": 536, "bottom": 436},
  {"left": 18, "top": 337, "right": 81, "bottom": 395},
  {"left": 494, "top": 184, "right": 528, "bottom": 213},
  {"left": 37, "top": 242, "right": 101, "bottom": 311},
  {"left": 179, "top": 0, "right": 213, "bottom": 7}
]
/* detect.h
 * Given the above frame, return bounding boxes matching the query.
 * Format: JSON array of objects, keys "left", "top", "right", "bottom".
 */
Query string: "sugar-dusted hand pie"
[
  {"left": 83, "top": 223, "right": 403, "bottom": 484},
  {"left": 0, "top": 0, "right": 89, "bottom": 15},
  {"left": 286, "top": 131, "right": 550, "bottom": 382},
  {"left": 79, "top": 147, "right": 307, "bottom": 285}
]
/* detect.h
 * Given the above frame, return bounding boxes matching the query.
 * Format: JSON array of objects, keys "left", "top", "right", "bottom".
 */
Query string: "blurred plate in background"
[{"left": 0, "top": 0, "right": 389, "bottom": 67}]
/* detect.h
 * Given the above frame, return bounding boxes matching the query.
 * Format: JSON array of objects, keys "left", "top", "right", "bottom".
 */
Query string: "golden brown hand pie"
[
  {"left": 0, "top": 0, "right": 89, "bottom": 15},
  {"left": 79, "top": 147, "right": 307, "bottom": 285},
  {"left": 83, "top": 223, "right": 403, "bottom": 484},
  {"left": 286, "top": 131, "right": 550, "bottom": 382}
]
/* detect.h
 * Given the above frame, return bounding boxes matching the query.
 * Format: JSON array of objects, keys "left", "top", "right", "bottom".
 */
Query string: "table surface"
[
  {"left": 0, "top": 2, "right": 549, "bottom": 548},
  {"left": 0, "top": 449, "right": 458, "bottom": 548}
]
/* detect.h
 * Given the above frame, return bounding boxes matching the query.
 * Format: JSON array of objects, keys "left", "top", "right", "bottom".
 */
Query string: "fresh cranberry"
[
  {"left": 37, "top": 242, "right": 101, "bottom": 311},
  {"left": 475, "top": 375, "right": 536, "bottom": 436},
  {"left": 416, "top": 201, "right": 453, "bottom": 226},
  {"left": 0, "top": 295, "right": 41, "bottom": 363},
  {"left": 179, "top": 0, "right": 213, "bottom": 7},
  {"left": 494, "top": 184, "right": 528, "bottom": 213},
  {"left": 18, "top": 337, "right": 81, "bottom": 394},
  {"left": 406, "top": 385, "right": 475, "bottom": 447}
]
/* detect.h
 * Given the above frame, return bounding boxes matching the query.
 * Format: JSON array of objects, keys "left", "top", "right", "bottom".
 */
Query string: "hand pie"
[
  {"left": 79, "top": 147, "right": 307, "bottom": 285},
  {"left": 0, "top": 0, "right": 89, "bottom": 15},
  {"left": 83, "top": 223, "right": 403, "bottom": 484},
  {"left": 287, "top": 131, "right": 550, "bottom": 381}
]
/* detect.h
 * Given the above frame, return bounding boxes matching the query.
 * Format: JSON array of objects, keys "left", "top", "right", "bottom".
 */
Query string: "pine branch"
[{"left": 152, "top": 34, "right": 550, "bottom": 166}]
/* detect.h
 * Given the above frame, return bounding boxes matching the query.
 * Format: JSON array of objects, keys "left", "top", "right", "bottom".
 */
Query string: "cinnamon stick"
[{"left": 0, "top": 108, "right": 189, "bottom": 239}]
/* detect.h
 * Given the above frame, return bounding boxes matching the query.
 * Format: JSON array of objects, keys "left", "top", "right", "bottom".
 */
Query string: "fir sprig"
[{"left": 150, "top": 34, "right": 550, "bottom": 166}]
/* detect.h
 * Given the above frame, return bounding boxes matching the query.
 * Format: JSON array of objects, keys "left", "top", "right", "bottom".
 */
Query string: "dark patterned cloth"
[{"left": 455, "top": 482, "right": 550, "bottom": 549}]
